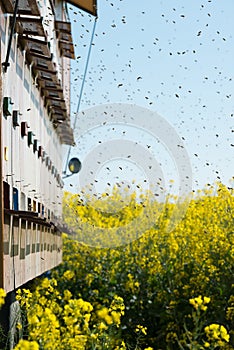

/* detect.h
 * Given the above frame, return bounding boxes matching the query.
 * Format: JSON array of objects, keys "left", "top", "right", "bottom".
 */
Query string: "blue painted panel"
[{"left": 13, "top": 187, "right": 19, "bottom": 210}]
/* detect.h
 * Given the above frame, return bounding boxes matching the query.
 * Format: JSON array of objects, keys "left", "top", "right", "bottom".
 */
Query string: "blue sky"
[{"left": 65, "top": 0, "right": 234, "bottom": 195}]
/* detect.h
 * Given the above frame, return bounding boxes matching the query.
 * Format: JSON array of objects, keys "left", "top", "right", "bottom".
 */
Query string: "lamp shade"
[{"left": 68, "top": 157, "right": 82, "bottom": 174}]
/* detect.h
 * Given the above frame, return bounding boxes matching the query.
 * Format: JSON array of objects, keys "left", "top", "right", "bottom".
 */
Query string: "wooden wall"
[{"left": 3, "top": 211, "right": 62, "bottom": 293}]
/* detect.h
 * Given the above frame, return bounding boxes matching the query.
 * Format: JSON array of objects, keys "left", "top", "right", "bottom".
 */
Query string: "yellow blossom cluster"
[
  {"left": 13, "top": 340, "right": 39, "bottom": 350},
  {"left": 12, "top": 182, "right": 234, "bottom": 350},
  {"left": 204, "top": 324, "right": 230, "bottom": 347},
  {"left": 189, "top": 295, "right": 211, "bottom": 311},
  {"left": 16, "top": 281, "right": 126, "bottom": 349},
  {"left": 136, "top": 324, "right": 148, "bottom": 335},
  {"left": 0, "top": 288, "right": 6, "bottom": 307}
]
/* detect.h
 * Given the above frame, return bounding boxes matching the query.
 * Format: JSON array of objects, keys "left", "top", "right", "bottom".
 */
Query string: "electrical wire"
[
  {"left": 2, "top": 0, "right": 19, "bottom": 72},
  {"left": 63, "top": 16, "right": 98, "bottom": 175}
]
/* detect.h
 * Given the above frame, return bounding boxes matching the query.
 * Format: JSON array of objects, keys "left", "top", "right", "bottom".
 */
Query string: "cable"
[
  {"left": 2, "top": 0, "right": 19, "bottom": 72},
  {"left": 63, "top": 16, "right": 98, "bottom": 175}
]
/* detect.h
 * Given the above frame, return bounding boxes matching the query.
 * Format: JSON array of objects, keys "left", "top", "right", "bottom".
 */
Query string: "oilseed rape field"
[{"left": 3, "top": 183, "right": 234, "bottom": 349}]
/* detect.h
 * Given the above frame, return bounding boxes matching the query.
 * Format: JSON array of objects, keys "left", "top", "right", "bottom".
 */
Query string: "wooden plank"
[
  {"left": 55, "top": 21, "right": 72, "bottom": 33},
  {"left": 65, "top": 0, "right": 97, "bottom": 17},
  {"left": 42, "top": 88, "right": 64, "bottom": 100},
  {"left": 2, "top": 0, "right": 41, "bottom": 15},
  {"left": 59, "top": 41, "right": 75, "bottom": 59},
  {"left": 15, "top": 17, "right": 46, "bottom": 37}
]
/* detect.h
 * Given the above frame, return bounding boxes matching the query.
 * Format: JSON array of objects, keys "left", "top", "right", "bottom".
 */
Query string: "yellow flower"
[
  {"left": 13, "top": 339, "right": 39, "bottom": 350},
  {"left": 97, "top": 307, "right": 109, "bottom": 319},
  {"left": 16, "top": 323, "right": 22, "bottom": 330},
  {"left": 205, "top": 324, "right": 230, "bottom": 343},
  {"left": 63, "top": 270, "right": 75, "bottom": 280},
  {"left": 111, "top": 310, "right": 121, "bottom": 326},
  {"left": 90, "top": 333, "right": 98, "bottom": 339},
  {"left": 189, "top": 295, "right": 210, "bottom": 311},
  {"left": 98, "top": 321, "right": 108, "bottom": 331},
  {"left": 12, "top": 184, "right": 234, "bottom": 350},
  {"left": 0, "top": 288, "right": 6, "bottom": 307},
  {"left": 219, "top": 325, "right": 230, "bottom": 342},
  {"left": 63, "top": 289, "right": 72, "bottom": 301},
  {"left": 40, "top": 278, "right": 50, "bottom": 289},
  {"left": 203, "top": 297, "right": 211, "bottom": 304},
  {"left": 135, "top": 324, "right": 147, "bottom": 335}
]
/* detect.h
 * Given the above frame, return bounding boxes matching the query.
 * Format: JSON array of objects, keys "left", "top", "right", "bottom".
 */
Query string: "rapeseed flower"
[
  {"left": 204, "top": 324, "right": 229, "bottom": 342},
  {"left": 13, "top": 340, "right": 39, "bottom": 350},
  {"left": 189, "top": 295, "right": 210, "bottom": 311},
  {"left": 0, "top": 288, "right": 6, "bottom": 307},
  {"left": 13, "top": 183, "right": 234, "bottom": 350}
]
